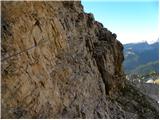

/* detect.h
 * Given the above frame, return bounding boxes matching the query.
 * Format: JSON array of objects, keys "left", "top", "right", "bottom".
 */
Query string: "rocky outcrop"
[{"left": 1, "top": 1, "right": 158, "bottom": 119}]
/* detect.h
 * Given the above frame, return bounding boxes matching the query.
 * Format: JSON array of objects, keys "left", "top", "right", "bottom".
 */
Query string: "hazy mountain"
[{"left": 123, "top": 41, "right": 159, "bottom": 75}]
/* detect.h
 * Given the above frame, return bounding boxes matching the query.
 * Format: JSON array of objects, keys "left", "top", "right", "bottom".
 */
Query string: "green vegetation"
[
  {"left": 123, "top": 42, "right": 159, "bottom": 75},
  {"left": 126, "top": 61, "right": 159, "bottom": 75}
]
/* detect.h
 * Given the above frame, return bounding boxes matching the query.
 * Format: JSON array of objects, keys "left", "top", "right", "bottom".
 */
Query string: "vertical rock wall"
[{"left": 1, "top": 1, "right": 158, "bottom": 119}]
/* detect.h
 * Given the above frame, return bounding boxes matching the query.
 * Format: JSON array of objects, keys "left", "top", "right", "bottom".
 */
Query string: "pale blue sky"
[{"left": 81, "top": 0, "right": 159, "bottom": 44}]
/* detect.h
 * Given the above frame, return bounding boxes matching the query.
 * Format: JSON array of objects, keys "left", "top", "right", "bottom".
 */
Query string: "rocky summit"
[{"left": 1, "top": 1, "right": 159, "bottom": 119}]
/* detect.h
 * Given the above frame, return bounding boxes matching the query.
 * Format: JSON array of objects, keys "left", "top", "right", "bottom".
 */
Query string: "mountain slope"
[
  {"left": 1, "top": 1, "right": 158, "bottom": 119},
  {"left": 123, "top": 41, "right": 159, "bottom": 74}
]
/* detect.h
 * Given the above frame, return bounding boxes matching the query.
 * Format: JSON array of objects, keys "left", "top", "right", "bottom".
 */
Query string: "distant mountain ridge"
[{"left": 123, "top": 41, "right": 159, "bottom": 75}]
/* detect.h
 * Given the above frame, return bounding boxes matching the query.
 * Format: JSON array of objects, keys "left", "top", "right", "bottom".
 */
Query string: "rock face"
[{"left": 1, "top": 1, "right": 158, "bottom": 119}]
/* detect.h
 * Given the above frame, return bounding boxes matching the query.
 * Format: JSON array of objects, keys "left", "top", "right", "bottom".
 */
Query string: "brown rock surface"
[{"left": 1, "top": 1, "right": 158, "bottom": 119}]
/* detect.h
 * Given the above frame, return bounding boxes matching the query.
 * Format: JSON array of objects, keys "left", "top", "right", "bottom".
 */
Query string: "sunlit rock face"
[{"left": 1, "top": 1, "right": 158, "bottom": 119}]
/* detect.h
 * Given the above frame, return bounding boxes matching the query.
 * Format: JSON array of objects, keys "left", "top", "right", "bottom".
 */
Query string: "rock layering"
[{"left": 1, "top": 1, "right": 159, "bottom": 119}]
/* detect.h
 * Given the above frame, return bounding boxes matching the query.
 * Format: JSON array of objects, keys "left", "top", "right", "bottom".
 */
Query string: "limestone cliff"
[{"left": 1, "top": 1, "right": 158, "bottom": 119}]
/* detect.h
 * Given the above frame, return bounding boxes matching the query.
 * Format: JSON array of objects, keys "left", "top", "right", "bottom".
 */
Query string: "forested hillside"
[{"left": 123, "top": 41, "right": 159, "bottom": 75}]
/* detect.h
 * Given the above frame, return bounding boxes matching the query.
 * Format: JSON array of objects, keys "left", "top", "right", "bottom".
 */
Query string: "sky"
[{"left": 81, "top": 0, "right": 159, "bottom": 44}]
